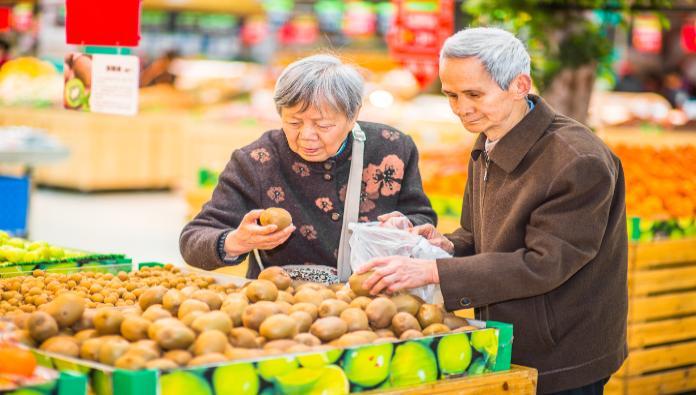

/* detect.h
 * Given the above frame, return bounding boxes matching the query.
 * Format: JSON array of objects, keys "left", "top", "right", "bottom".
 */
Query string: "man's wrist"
[
  {"left": 224, "top": 230, "right": 249, "bottom": 257},
  {"left": 426, "top": 259, "right": 439, "bottom": 284}
]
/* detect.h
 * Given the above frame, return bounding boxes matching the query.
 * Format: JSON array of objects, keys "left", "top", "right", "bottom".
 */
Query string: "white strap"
[{"left": 337, "top": 123, "right": 365, "bottom": 281}]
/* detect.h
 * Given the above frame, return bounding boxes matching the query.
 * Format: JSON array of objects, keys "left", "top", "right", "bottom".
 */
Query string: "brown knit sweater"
[{"left": 180, "top": 121, "right": 437, "bottom": 278}]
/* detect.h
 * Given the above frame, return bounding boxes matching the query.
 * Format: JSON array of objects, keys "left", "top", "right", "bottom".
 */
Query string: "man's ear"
[{"left": 512, "top": 74, "right": 532, "bottom": 99}]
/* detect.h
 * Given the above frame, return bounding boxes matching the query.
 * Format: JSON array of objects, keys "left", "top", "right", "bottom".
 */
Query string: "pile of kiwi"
[
  {"left": 0, "top": 264, "right": 236, "bottom": 316},
  {"left": 5, "top": 266, "right": 474, "bottom": 370}
]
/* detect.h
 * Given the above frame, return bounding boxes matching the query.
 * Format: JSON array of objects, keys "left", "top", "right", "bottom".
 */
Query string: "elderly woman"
[{"left": 180, "top": 54, "right": 436, "bottom": 283}]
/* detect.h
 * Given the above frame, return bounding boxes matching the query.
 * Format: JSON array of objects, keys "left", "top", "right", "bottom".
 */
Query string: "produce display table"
[{"left": 367, "top": 365, "right": 537, "bottom": 395}]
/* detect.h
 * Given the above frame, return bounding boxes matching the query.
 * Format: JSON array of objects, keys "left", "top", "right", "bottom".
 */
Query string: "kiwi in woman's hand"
[{"left": 259, "top": 208, "right": 292, "bottom": 230}]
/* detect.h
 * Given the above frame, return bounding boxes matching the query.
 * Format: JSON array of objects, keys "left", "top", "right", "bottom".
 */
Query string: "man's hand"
[
  {"left": 357, "top": 256, "right": 439, "bottom": 295},
  {"left": 225, "top": 210, "right": 295, "bottom": 256},
  {"left": 410, "top": 224, "right": 455, "bottom": 254},
  {"left": 377, "top": 211, "right": 413, "bottom": 230}
]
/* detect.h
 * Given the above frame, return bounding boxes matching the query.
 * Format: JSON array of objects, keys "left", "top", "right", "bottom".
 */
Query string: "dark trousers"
[{"left": 546, "top": 377, "right": 609, "bottom": 395}]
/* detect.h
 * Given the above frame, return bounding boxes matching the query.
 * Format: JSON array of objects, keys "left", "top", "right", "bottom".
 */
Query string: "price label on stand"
[
  {"left": 64, "top": 53, "right": 140, "bottom": 116},
  {"left": 386, "top": 0, "right": 453, "bottom": 89},
  {"left": 66, "top": 0, "right": 141, "bottom": 46}
]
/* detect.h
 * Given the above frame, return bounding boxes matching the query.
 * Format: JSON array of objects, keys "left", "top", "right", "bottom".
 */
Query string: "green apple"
[
  {"left": 343, "top": 343, "right": 393, "bottom": 387},
  {"left": 437, "top": 333, "right": 472, "bottom": 376},
  {"left": 389, "top": 341, "right": 438, "bottom": 388}
]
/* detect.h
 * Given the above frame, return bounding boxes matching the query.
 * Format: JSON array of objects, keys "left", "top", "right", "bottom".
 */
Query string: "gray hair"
[
  {"left": 440, "top": 27, "right": 530, "bottom": 90},
  {"left": 274, "top": 54, "right": 364, "bottom": 120}
]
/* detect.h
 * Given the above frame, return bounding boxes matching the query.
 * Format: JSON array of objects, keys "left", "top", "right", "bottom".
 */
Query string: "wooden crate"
[
  {"left": 607, "top": 238, "right": 696, "bottom": 395},
  {"left": 365, "top": 365, "right": 537, "bottom": 395}
]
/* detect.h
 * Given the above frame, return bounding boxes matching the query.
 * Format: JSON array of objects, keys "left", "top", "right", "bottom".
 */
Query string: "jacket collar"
[{"left": 470, "top": 95, "right": 555, "bottom": 173}]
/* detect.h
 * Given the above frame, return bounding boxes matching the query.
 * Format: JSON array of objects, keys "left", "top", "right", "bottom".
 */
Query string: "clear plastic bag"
[{"left": 348, "top": 222, "right": 451, "bottom": 303}]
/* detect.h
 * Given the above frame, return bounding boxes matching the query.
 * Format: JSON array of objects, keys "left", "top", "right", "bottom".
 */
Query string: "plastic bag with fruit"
[{"left": 348, "top": 222, "right": 451, "bottom": 303}]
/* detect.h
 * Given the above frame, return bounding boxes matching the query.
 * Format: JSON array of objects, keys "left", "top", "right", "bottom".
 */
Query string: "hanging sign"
[
  {"left": 278, "top": 14, "right": 319, "bottom": 45},
  {"left": 632, "top": 14, "right": 662, "bottom": 54},
  {"left": 386, "top": 0, "right": 453, "bottom": 89},
  {"left": 11, "top": 3, "right": 33, "bottom": 32},
  {"left": 343, "top": 1, "right": 376, "bottom": 37},
  {"left": 681, "top": 17, "right": 696, "bottom": 53},
  {"left": 66, "top": 0, "right": 141, "bottom": 46},
  {"left": 241, "top": 16, "right": 269, "bottom": 46},
  {"left": 64, "top": 53, "right": 140, "bottom": 116},
  {"left": 0, "top": 8, "right": 9, "bottom": 32}
]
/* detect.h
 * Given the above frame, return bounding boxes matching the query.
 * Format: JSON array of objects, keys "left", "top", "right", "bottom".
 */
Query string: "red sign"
[
  {"left": 681, "top": 18, "right": 696, "bottom": 53},
  {"left": 386, "top": 0, "right": 453, "bottom": 89},
  {"left": 241, "top": 16, "right": 269, "bottom": 46},
  {"left": 0, "top": 8, "right": 10, "bottom": 31},
  {"left": 66, "top": 0, "right": 141, "bottom": 47},
  {"left": 632, "top": 14, "right": 662, "bottom": 54}
]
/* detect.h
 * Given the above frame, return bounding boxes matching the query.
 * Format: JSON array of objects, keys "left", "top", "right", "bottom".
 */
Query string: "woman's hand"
[
  {"left": 377, "top": 211, "right": 413, "bottom": 230},
  {"left": 410, "top": 224, "right": 455, "bottom": 254},
  {"left": 224, "top": 210, "right": 296, "bottom": 256},
  {"left": 357, "top": 256, "right": 439, "bottom": 295}
]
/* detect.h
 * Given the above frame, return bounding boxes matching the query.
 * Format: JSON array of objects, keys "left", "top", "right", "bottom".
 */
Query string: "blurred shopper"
[
  {"left": 140, "top": 50, "right": 178, "bottom": 87},
  {"left": 0, "top": 39, "right": 11, "bottom": 69},
  {"left": 363, "top": 27, "right": 628, "bottom": 395}
]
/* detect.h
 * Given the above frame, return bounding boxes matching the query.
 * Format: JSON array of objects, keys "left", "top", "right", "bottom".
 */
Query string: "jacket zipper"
[{"left": 480, "top": 151, "right": 491, "bottom": 321}]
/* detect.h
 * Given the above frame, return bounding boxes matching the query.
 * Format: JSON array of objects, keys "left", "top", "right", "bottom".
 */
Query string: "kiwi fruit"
[
  {"left": 221, "top": 298, "right": 247, "bottom": 327},
  {"left": 318, "top": 299, "right": 349, "bottom": 318},
  {"left": 94, "top": 309, "right": 125, "bottom": 335},
  {"left": 391, "top": 293, "right": 422, "bottom": 316},
  {"left": 259, "top": 314, "right": 298, "bottom": 340},
  {"left": 276, "top": 291, "right": 295, "bottom": 304},
  {"left": 263, "top": 339, "right": 297, "bottom": 352},
  {"left": 422, "top": 323, "right": 450, "bottom": 336},
  {"left": 289, "top": 302, "right": 318, "bottom": 320},
  {"left": 64, "top": 78, "right": 86, "bottom": 109},
  {"left": 147, "top": 318, "right": 182, "bottom": 341},
  {"left": 259, "top": 207, "right": 292, "bottom": 230},
  {"left": 400, "top": 329, "right": 424, "bottom": 340},
  {"left": 339, "top": 308, "right": 369, "bottom": 332},
  {"left": 163, "top": 350, "right": 192, "bottom": 366},
  {"left": 310, "top": 317, "right": 348, "bottom": 342},
  {"left": 293, "top": 333, "right": 321, "bottom": 347},
  {"left": 40, "top": 336, "right": 80, "bottom": 357},
  {"left": 391, "top": 312, "right": 421, "bottom": 337},
  {"left": 290, "top": 311, "right": 313, "bottom": 333},
  {"left": 335, "top": 289, "right": 355, "bottom": 303},
  {"left": 242, "top": 302, "right": 276, "bottom": 331},
  {"left": 72, "top": 309, "right": 97, "bottom": 332},
  {"left": 177, "top": 299, "right": 210, "bottom": 320},
  {"left": 275, "top": 301, "right": 292, "bottom": 315},
  {"left": 98, "top": 337, "right": 130, "bottom": 365},
  {"left": 417, "top": 304, "right": 444, "bottom": 328},
  {"left": 45, "top": 293, "right": 85, "bottom": 328},
  {"left": 191, "top": 311, "right": 233, "bottom": 334},
  {"left": 193, "top": 330, "right": 228, "bottom": 356},
  {"left": 258, "top": 267, "right": 292, "bottom": 291},
  {"left": 333, "top": 332, "right": 372, "bottom": 348},
  {"left": 349, "top": 271, "right": 375, "bottom": 297},
  {"left": 225, "top": 347, "right": 264, "bottom": 360},
  {"left": 188, "top": 353, "right": 227, "bottom": 367},
  {"left": 454, "top": 325, "right": 479, "bottom": 333},
  {"left": 155, "top": 325, "right": 196, "bottom": 350},
  {"left": 352, "top": 330, "right": 379, "bottom": 343},
  {"left": 444, "top": 315, "right": 469, "bottom": 330},
  {"left": 375, "top": 329, "right": 396, "bottom": 338},
  {"left": 138, "top": 286, "right": 167, "bottom": 311},
  {"left": 181, "top": 310, "right": 205, "bottom": 327},
  {"left": 128, "top": 340, "right": 160, "bottom": 360},
  {"left": 114, "top": 354, "right": 147, "bottom": 370},
  {"left": 191, "top": 290, "right": 223, "bottom": 311},
  {"left": 255, "top": 336, "right": 267, "bottom": 348},
  {"left": 366, "top": 297, "right": 397, "bottom": 329},
  {"left": 245, "top": 280, "right": 278, "bottom": 303},
  {"left": 228, "top": 327, "right": 260, "bottom": 349},
  {"left": 73, "top": 328, "right": 98, "bottom": 344},
  {"left": 11, "top": 329, "right": 36, "bottom": 347},
  {"left": 27, "top": 311, "right": 59, "bottom": 342},
  {"left": 120, "top": 315, "right": 151, "bottom": 342},
  {"left": 349, "top": 296, "right": 372, "bottom": 310},
  {"left": 294, "top": 288, "right": 324, "bottom": 307},
  {"left": 141, "top": 305, "right": 172, "bottom": 322},
  {"left": 145, "top": 358, "right": 179, "bottom": 369},
  {"left": 162, "top": 289, "right": 185, "bottom": 315},
  {"left": 80, "top": 337, "right": 103, "bottom": 360}
]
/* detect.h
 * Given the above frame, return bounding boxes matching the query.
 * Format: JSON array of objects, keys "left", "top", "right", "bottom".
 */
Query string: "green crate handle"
[
  {"left": 113, "top": 369, "right": 158, "bottom": 395},
  {"left": 486, "top": 320, "right": 513, "bottom": 371},
  {"left": 58, "top": 371, "right": 88, "bottom": 395}
]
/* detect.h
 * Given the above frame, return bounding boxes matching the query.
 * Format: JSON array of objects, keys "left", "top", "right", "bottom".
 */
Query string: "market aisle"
[{"left": 28, "top": 189, "right": 188, "bottom": 265}]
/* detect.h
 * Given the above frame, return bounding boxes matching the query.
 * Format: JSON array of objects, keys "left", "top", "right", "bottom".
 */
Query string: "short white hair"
[
  {"left": 274, "top": 54, "right": 364, "bottom": 120},
  {"left": 440, "top": 27, "right": 531, "bottom": 90}
]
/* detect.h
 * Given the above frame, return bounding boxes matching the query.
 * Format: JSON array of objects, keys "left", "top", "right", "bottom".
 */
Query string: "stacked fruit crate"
[{"left": 606, "top": 238, "right": 696, "bottom": 395}]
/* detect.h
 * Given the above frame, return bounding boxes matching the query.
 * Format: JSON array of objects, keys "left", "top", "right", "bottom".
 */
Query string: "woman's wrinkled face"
[{"left": 281, "top": 103, "right": 354, "bottom": 162}]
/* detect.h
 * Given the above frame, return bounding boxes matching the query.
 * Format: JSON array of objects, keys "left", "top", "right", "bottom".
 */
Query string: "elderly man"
[{"left": 364, "top": 27, "right": 628, "bottom": 394}]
